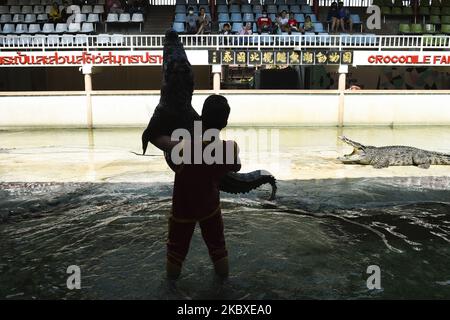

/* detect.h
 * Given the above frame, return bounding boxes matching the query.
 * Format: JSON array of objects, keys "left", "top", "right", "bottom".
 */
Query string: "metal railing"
[
  {"left": 0, "top": 34, "right": 449, "bottom": 51},
  {"left": 151, "top": 0, "right": 384, "bottom": 6}
]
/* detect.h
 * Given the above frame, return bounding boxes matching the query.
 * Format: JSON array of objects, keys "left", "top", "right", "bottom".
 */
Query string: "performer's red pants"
[{"left": 167, "top": 209, "right": 228, "bottom": 267}]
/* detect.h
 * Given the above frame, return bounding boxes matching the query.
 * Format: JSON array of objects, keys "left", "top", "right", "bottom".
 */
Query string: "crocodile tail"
[{"left": 219, "top": 170, "right": 277, "bottom": 200}]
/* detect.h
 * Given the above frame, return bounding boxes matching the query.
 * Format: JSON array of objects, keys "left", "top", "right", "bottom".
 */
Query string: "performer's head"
[{"left": 202, "top": 95, "right": 230, "bottom": 131}]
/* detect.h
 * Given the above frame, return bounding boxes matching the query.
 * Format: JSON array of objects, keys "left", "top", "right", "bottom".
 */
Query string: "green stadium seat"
[
  {"left": 430, "top": 7, "right": 440, "bottom": 15},
  {"left": 411, "top": 23, "right": 424, "bottom": 33},
  {"left": 392, "top": 7, "right": 402, "bottom": 14},
  {"left": 383, "top": 0, "right": 394, "bottom": 6},
  {"left": 372, "top": 0, "right": 384, "bottom": 6},
  {"left": 442, "top": 15, "right": 450, "bottom": 24},
  {"left": 402, "top": 7, "right": 413, "bottom": 15},
  {"left": 399, "top": 23, "right": 411, "bottom": 33},
  {"left": 442, "top": 0, "right": 450, "bottom": 7},
  {"left": 430, "top": 0, "right": 440, "bottom": 6},
  {"left": 419, "top": 0, "right": 430, "bottom": 6},
  {"left": 393, "top": 0, "right": 403, "bottom": 7},
  {"left": 381, "top": 6, "right": 392, "bottom": 15},
  {"left": 419, "top": 7, "right": 430, "bottom": 15},
  {"left": 430, "top": 15, "right": 440, "bottom": 24},
  {"left": 441, "top": 24, "right": 450, "bottom": 33},
  {"left": 441, "top": 7, "right": 450, "bottom": 15}
]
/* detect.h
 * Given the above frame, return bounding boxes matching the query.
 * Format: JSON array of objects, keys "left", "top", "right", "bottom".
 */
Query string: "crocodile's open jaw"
[{"left": 338, "top": 136, "right": 367, "bottom": 163}]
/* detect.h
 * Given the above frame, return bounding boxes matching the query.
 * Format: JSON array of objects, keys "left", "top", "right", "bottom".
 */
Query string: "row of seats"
[
  {"left": 374, "top": 0, "right": 450, "bottom": 7},
  {"left": 216, "top": 4, "right": 313, "bottom": 14},
  {"left": 173, "top": 20, "right": 326, "bottom": 33},
  {"left": 382, "top": 6, "right": 450, "bottom": 15},
  {"left": 175, "top": 4, "right": 313, "bottom": 14},
  {"left": 427, "top": 15, "right": 450, "bottom": 23},
  {"left": 0, "top": 5, "right": 105, "bottom": 14},
  {"left": 215, "top": 12, "right": 319, "bottom": 23},
  {"left": 0, "top": 33, "right": 123, "bottom": 45},
  {"left": 5, "top": 0, "right": 105, "bottom": 5},
  {"left": 176, "top": 0, "right": 308, "bottom": 5},
  {"left": 0, "top": 13, "right": 144, "bottom": 34},
  {"left": 399, "top": 22, "right": 450, "bottom": 33},
  {"left": 105, "top": 13, "right": 144, "bottom": 23},
  {"left": 221, "top": 21, "right": 325, "bottom": 32},
  {"left": 0, "top": 13, "right": 102, "bottom": 23},
  {"left": 1, "top": 22, "right": 97, "bottom": 33}
]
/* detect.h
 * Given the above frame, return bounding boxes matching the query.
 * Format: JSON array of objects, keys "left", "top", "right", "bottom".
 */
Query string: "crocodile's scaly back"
[{"left": 338, "top": 136, "right": 450, "bottom": 168}]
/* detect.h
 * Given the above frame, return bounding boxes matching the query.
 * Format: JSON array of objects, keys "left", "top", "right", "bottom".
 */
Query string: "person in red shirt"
[
  {"left": 167, "top": 95, "right": 241, "bottom": 280},
  {"left": 257, "top": 10, "right": 273, "bottom": 34},
  {"left": 288, "top": 12, "right": 302, "bottom": 33}
]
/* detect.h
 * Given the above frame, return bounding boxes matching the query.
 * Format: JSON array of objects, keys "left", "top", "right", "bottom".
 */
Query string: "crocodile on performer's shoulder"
[{"left": 141, "top": 30, "right": 277, "bottom": 199}]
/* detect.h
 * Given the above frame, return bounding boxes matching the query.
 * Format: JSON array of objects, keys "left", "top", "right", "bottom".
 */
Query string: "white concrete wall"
[
  {"left": 344, "top": 93, "right": 450, "bottom": 126},
  {"left": 0, "top": 94, "right": 87, "bottom": 127},
  {"left": 0, "top": 91, "right": 449, "bottom": 127}
]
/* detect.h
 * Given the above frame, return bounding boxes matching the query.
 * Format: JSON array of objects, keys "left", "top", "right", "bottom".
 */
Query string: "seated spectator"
[
  {"left": 196, "top": 7, "right": 211, "bottom": 34},
  {"left": 288, "top": 12, "right": 302, "bottom": 33},
  {"left": 304, "top": 15, "right": 314, "bottom": 32},
  {"left": 327, "top": 1, "right": 339, "bottom": 33},
  {"left": 129, "top": 0, "right": 146, "bottom": 15},
  {"left": 276, "top": 10, "right": 289, "bottom": 33},
  {"left": 186, "top": 7, "right": 198, "bottom": 34},
  {"left": 60, "top": 0, "right": 69, "bottom": 22},
  {"left": 338, "top": 1, "right": 352, "bottom": 32},
  {"left": 239, "top": 22, "right": 253, "bottom": 35},
  {"left": 257, "top": 10, "right": 273, "bottom": 34},
  {"left": 48, "top": 2, "right": 62, "bottom": 23},
  {"left": 220, "top": 22, "right": 232, "bottom": 35},
  {"left": 107, "top": 0, "right": 124, "bottom": 14}
]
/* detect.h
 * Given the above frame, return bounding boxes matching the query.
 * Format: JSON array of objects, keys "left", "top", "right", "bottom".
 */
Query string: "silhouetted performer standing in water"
[{"left": 142, "top": 31, "right": 276, "bottom": 278}]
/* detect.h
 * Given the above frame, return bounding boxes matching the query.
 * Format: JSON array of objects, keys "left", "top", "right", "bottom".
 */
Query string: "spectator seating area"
[
  {"left": 374, "top": 0, "right": 450, "bottom": 34},
  {"left": 0, "top": 0, "right": 145, "bottom": 35},
  {"left": 172, "top": 0, "right": 363, "bottom": 35},
  {"left": 0, "top": 31, "right": 127, "bottom": 45}
]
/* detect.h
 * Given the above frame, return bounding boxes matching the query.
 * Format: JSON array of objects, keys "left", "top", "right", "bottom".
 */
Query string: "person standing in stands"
[
  {"left": 186, "top": 7, "right": 198, "bottom": 34},
  {"left": 338, "top": 1, "right": 352, "bottom": 32},
  {"left": 257, "top": 10, "right": 272, "bottom": 34},
  {"left": 196, "top": 7, "right": 211, "bottom": 34},
  {"left": 327, "top": 2, "right": 339, "bottom": 33}
]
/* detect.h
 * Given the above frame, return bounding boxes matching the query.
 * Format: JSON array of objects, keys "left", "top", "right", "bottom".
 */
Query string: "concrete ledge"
[{"left": 0, "top": 90, "right": 449, "bottom": 127}]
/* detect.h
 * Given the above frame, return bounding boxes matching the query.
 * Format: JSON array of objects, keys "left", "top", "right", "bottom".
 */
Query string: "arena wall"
[{"left": 1, "top": 90, "right": 450, "bottom": 127}]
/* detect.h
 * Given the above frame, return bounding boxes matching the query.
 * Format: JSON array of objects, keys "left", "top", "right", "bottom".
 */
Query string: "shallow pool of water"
[{"left": 1, "top": 127, "right": 450, "bottom": 299}]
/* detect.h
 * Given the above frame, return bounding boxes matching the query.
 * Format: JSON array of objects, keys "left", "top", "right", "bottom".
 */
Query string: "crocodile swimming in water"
[
  {"left": 338, "top": 136, "right": 450, "bottom": 169},
  {"left": 141, "top": 30, "right": 277, "bottom": 199}
]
